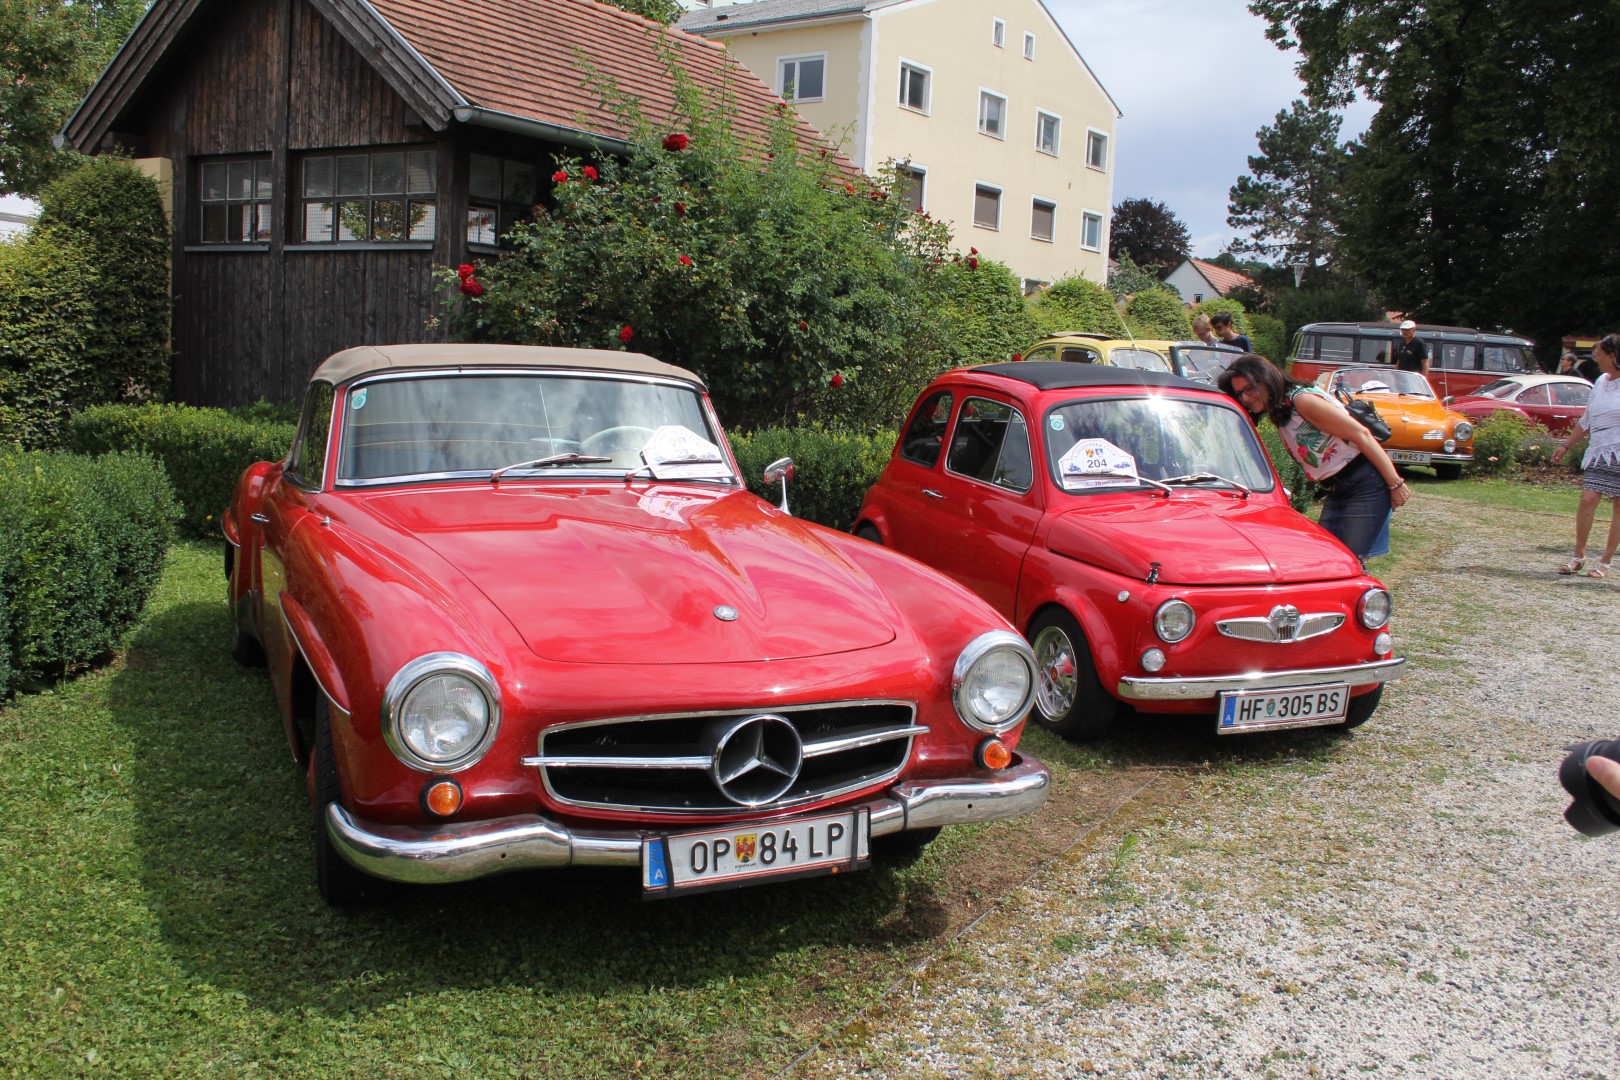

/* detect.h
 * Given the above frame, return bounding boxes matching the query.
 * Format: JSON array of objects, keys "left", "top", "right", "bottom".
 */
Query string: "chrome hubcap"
[{"left": 1032, "top": 626, "right": 1077, "bottom": 720}]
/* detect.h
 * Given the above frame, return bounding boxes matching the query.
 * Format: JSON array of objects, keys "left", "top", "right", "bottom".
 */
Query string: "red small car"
[
  {"left": 223, "top": 345, "right": 1048, "bottom": 904},
  {"left": 856, "top": 363, "right": 1406, "bottom": 740},
  {"left": 1445, "top": 373, "right": 1591, "bottom": 437}
]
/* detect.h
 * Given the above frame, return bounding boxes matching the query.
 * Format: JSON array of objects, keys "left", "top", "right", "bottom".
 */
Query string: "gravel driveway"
[{"left": 793, "top": 494, "right": 1620, "bottom": 1079}]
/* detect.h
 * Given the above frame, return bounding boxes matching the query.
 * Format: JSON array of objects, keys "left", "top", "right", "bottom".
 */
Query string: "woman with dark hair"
[
  {"left": 1217, "top": 354, "right": 1412, "bottom": 559},
  {"left": 1552, "top": 333, "right": 1620, "bottom": 578}
]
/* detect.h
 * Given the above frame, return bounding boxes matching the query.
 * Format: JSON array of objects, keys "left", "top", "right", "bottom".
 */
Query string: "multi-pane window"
[
  {"left": 897, "top": 164, "right": 926, "bottom": 212},
  {"left": 1081, "top": 210, "right": 1103, "bottom": 251},
  {"left": 1086, "top": 129, "right": 1109, "bottom": 171},
  {"left": 992, "top": 18, "right": 1005, "bottom": 47},
  {"left": 779, "top": 55, "right": 825, "bottom": 102},
  {"left": 899, "top": 61, "right": 931, "bottom": 112},
  {"left": 1023, "top": 32, "right": 1035, "bottom": 59},
  {"left": 302, "top": 149, "right": 436, "bottom": 243},
  {"left": 978, "top": 91, "right": 1007, "bottom": 138},
  {"left": 1036, "top": 111, "right": 1061, "bottom": 155},
  {"left": 468, "top": 154, "right": 538, "bottom": 247},
  {"left": 974, "top": 184, "right": 1001, "bottom": 230},
  {"left": 200, "top": 158, "right": 273, "bottom": 243},
  {"left": 1031, "top": 199, "right": 1055, "bottom": 242}
]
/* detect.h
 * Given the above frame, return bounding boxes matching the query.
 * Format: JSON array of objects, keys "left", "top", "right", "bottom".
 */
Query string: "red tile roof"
[{"left": 1189, "top": 258, "right": 1253, "bottom": 296}]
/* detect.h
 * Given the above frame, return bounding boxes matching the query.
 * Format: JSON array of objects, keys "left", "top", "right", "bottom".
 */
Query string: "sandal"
[
  {"left": 1587, "top": 562, "right": 1612, "bottom": 579},
  {"left": 1559, "top": 555, "right": 1586, "bottom": 574}
]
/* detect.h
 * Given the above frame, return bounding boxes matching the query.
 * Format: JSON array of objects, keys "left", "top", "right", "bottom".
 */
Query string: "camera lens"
[{"left": 1558, "top": 739, "right": 1620, "bottom": 836}]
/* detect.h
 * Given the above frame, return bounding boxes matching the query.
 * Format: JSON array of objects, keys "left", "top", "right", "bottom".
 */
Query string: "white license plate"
[
  {"left": 1218, "top": 684, "right": 1349, "bottom": 733},
  {"left": 1387, "top": 449, "right": 1430, "bottom": 464},
  {"left": 642, "top": 808, "right": 870, "bottom": 895}
]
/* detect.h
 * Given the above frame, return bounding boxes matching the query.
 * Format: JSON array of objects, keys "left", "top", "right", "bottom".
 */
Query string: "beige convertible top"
[{"left": 311, "top": 344, "right": 706, "bottom": 390}]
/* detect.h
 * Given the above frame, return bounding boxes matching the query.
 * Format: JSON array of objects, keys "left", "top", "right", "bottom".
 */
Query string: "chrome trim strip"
[
  {"left": 1215, "top": 613, "right": 1344, "bottom": 643},
  {"left": 1117, "top": 657, "right": 1406, "bottom": 700},
  {"left": 279, "top": 605, "right": 345, "bottom": 716},
  {"left": 324, "top": 756, "right": 1051, "bottom": 884},
  {"left": 522, "top": 753, "right": 712, "bottom": 769},
  {"left": 803, "top": 724, "right": 930, "bottom": 757}
]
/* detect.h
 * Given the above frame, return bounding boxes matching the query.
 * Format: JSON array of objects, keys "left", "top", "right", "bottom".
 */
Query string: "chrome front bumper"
[
  {"left": 1117, "top": 657, "right": 1406, "bottom": 701},
  {"left": 326, "top": 755, "right": 1051, "bottom": 885}
]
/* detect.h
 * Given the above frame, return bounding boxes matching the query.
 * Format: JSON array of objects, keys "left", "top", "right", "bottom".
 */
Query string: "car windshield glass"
[
  {"left": 1107, "top": 348, "right": 1173, "bottom": 372},
  {"left": 1175, "top": 347, "right": 1237, "bottom": 377},
  {"left": 335, "top": 372, "right": 730, "bottom": 483},
  {"left": 1335, "top": 367, "right": 1434, "bottom": 398},
  {"left": 1042, "top": 395, "right": 1275, "bottom": 493},
  {"left": 1474, "top": 379, "right": 1517, "bottom": 399}
]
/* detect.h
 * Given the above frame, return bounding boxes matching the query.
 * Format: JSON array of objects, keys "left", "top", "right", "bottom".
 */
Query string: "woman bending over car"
[{"left": 1218, "top": 354, "right": 1412, "bottom": 561}]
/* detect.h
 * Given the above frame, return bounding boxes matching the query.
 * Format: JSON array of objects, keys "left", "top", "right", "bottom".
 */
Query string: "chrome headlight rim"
[
  {"left": 381, "top": 652, "right": 502, "bottom": 773},
  {"left": 1154, "top": 598, "right": 1195, "bottom": 643},
  {"left": 1453, "top": 419, "right": 1474, "bottom": 442},
  {"left": 952, "top": 630, "right": 1037, "bottom": 734},
  {"left": 1357, "top": 588, "right": 1393, "bottom": 630}
]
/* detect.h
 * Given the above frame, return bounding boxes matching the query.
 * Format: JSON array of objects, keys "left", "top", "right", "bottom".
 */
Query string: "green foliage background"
[
  {"left": 1028, "top": 275, "right": 1129, "bottom": 339},
  {"left": 729, "top": 427, "right": 895, "bottom": 529},
  {"left": 1125, "top": 287, "right": 1193, "bottom": 340}
]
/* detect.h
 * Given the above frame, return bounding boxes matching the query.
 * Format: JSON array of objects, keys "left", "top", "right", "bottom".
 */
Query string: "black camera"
[{"left": 1559, "top": 740, "right": 1620, "bottom": 836}]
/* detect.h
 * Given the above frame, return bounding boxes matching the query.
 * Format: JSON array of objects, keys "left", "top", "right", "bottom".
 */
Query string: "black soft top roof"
[{"left": 970, "top": 361, "right": 1202, "bottom": 392}]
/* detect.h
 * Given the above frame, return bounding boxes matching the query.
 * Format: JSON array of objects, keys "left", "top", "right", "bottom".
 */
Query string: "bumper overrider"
[
  {"left": 326, "top": 755, "right": 1051, "bottom": 885},
  {"left": 1116, "top": 656, "right": 1406, "bottom": 701}
]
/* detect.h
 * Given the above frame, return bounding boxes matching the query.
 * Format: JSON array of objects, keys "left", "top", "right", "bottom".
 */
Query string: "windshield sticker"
[
  {"left": 1057, "top": 438, "right": 1140, "bottom": 490},
  {"left": 1049, "top": 415, "right": 1066, "bottom": 432},
  {"left": 350, "top": 388, "right": 367, "bottom": 410},
  {"left": 642, "top": 425, "right": 732, "bottom": 480}
]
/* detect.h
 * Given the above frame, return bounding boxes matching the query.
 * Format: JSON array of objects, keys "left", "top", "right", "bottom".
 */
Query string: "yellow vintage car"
[
  {"left": 1022, "top": 334, "right": 1244, "bottom": 385},
  {"left": 1314, "top": 365, "right": 1475, "bottom": 480}
]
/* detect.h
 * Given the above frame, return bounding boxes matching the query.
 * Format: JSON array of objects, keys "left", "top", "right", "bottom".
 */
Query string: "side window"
[
  {"left": 947, "top": 398, "right": 1029, "bottom": 489},
  {"left": 1358, "top": 338, "right": 1393, "bottom": 365},
  {"left": 1481, "top": 347, "right": 1518, "bottom": 372},
  {"left": 1554, "top": 383, "right": 1590, "bottom": 407},
  {"left": 301, "top": 148, "right": 436, "bottom": 243},
  {"left": 1024, "top": 346, "right": 1056, "bottom": 363},
  {"left": 1437, "top": 342, "right": 1477, "bottom": 370},
  {"left": 289, "top": 381, "right": 336, "bottom": 489},
  {"left": 199, "top": 157, "right": 274, "bottom": 243},
  {"left": 1059, "top": 347, "right": 1098, "bottom": 363},
  {"left": 900, "top": 390, "right": 954, "bottom": 467},
  {"left": 992, "top": 410, "right": 1033, "bottom": 491},
  {"left": 1318, "top": 335, "right": 1355, "bottom": 363},
  {"left": 469, "top": 153, "right": 538, "bottom": 248},
  {"left": 1518, "top": 385, "right": 1552, "bottom": 406}
]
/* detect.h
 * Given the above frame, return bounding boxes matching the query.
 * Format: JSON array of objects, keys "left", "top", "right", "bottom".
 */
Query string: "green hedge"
[
  {"left": 65, "top": 403, "right": 298, "bottom": 537},
  {"left": 729, "top": 427, "right": 895, "bottom": 529},
  {"left": 0, "top": 450, "right": 178, "bottom": 696},
  {"left": 1125, "top": 286, "right": 1193, "bottom": 340},
  {"left": 1028, "top": 275, "right": 1129, "bottom": 338}
]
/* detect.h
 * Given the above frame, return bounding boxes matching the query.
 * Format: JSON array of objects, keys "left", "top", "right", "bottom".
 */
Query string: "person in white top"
[{"left": 1553, "top": 333, "right": 1620, "bottom": 578}]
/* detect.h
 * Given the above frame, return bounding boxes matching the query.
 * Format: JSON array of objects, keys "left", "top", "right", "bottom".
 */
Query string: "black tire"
[
  {"left": 1339, "top": 684, "right": 1383, "bottom": 731},
  {"left": 313, "top": 696, "right": 388, "bottom": 906},
  {"left": 1028, "top": 608, "right": 1118, "bottom": 741},
  {"left": 1433, "top": 463, "right": 1462, "bottom": 481},
  {"left": 854, "top": 523, "right": 882, "bottom": 544}
]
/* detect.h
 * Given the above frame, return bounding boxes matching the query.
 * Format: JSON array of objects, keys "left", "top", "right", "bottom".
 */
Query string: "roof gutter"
[{"left": 452, "top": 107, "right": 631, "bottom": 155}]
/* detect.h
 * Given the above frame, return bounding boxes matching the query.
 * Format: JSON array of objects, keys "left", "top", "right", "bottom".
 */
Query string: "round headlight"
[
  {"left": 383, "top": 653, "right": 500, "bottom": 772},
  {"left": 1453, "top": 420, "right": 1474, "bottom": 442},
  {"left": 953, "top": 631, "right": 1037, "bottom": 734},
  {"left": 1154, "top": 599, "right": 1195, "bottom": 643},
  {"left": 1358, "top": 588, "right": 1393, "bottom": 630}
]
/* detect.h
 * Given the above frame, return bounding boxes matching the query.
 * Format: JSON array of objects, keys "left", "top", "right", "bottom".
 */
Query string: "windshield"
[
  {"left": 1042, "top": 395, "right": 1276, "bottom": 493},
  {"left": 335, "top": 371, "right": 731, "bottom": 484},
  {"left": 1107, "top": 348, "right": 1174, "bottom": 373},
  {"left": 1473, "top": 379, "right": 1518, "bottom": 399},
  {"left": 1175, "top": 347, "right": 1239, "bottom": 378},
  {"left": 1331, "top": 367, "right": 1435, "bottom": 399}
]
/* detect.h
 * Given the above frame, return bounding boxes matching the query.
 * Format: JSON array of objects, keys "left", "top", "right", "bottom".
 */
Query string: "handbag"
[{"left": 1334, "top": 387, "right": 1392, "bottom": 443}]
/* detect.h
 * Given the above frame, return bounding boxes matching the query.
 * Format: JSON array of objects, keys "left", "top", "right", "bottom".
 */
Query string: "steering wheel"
[{"left": 580, "top": 425, "right": 655, "bottom": 456}]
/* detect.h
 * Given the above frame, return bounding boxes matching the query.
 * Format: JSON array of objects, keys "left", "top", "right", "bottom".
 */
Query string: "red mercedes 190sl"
[
  {"left": 855, "top": 363, "right": 1407, "bottom": 741},
  {"left": 223, "top": 345, "right": 1048, "bottom": 904}
]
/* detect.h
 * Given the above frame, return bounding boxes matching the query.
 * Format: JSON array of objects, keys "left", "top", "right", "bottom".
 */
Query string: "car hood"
[
  {"left": 356, "top": 485, "right": 899, "bottom": 664},
  {"left": 1045, "top": 496, "right": 1361, "bottom": 585},
  {"left": 1362, "top": 395, "right": 1465, "bottom": 434}
]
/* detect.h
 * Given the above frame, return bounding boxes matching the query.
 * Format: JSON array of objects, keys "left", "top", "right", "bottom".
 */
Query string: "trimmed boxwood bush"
[
  {"left": 1124, "top": 286, "right": 1193, "bottom": 340},
  {"left": 0, "top": 450, "right": 179, "bottom": 696},
  {"left": 1029, "top": 274, "right": 1129, "bottom": 339},
  {"left": 1247, "top": 312, "right": 1286, "bottom": 364},
  {"left": 729, "top": 427, "right": 895, "bottom": 529},
  {"left": 65, "top": 403, "right": 297, "bottom": 537}
]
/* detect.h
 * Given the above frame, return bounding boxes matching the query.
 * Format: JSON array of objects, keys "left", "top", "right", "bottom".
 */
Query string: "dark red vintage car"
[
  {"left": 855, "top": 363, "right": 1406, "bottom": 740},
  {"left": 1444, "top": 373, "right": 1591, "bottom": 437},
  {"left": 223, "top": 345, "right": 1048, "bottom": 904}
]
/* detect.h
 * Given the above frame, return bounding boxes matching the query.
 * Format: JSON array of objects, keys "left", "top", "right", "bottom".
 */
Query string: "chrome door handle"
[
  {"left": 250, "top": 513, "right": 269, "bottom": 524},
  {"left": 921, "top": 489, "right": 944, "bottom": 500}
]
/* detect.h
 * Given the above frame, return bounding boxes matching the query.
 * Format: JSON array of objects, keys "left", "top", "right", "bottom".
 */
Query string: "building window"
[
  {"left": 778, "top": 54, "right": 825, "bottom": 102},
  {"left": 992, "top": 18, "right": 1005, "bottom": 47},
  {"left": 199, "top": 158, "right": 273, "bottom": 243},
  {"left": 468, "top": 153, "right": 538, "bottom": 247},
  {"left": 897, "top": 163, "right": 926, "bottom": 212},
  {"left": 1081, "top": 210, "right": 1103, "bottom": 251},
  {"left": 1031, "top": 198, "right": 1055, "bottom": 242},
  {"left": 1023, "top": 278, "right": 1049, "bottom": 296},
  {"left": 1036, "top": 111, "right": 1061, "bottom": 156},
  {"left": 1023, "top": 32, "right": 1035, "bottom": 59},
  {"left": 978, "top": 91, "right": 1007, "bottom": 139},
  {"left": 974, "top": 184, "right": 1002, "bottom": 230},
  {"left": 899, "top": 61, "right": 931, "bottom": 112},
  {"left": 301, "top": 148, "right": 436, "bottom": 243},
  {"left": 1086, "top": 129, "right": 1109, "bottom": 171}
]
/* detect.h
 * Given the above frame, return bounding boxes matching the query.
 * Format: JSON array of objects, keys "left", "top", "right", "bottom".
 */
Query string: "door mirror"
[{"left": 763, "top": 457, "right": 795, "bottom": 514}]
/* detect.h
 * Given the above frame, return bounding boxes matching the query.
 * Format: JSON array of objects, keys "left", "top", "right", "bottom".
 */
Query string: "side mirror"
[{"left": 762, "top": 456, "right": 795, "bottom": 515}]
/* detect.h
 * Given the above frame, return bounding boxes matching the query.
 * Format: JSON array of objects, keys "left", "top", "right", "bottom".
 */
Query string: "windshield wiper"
[
  {"left": 1161, "top": 472, "right": 1253, "bottom": 498},
  {"left": 490, "top": 452, "right": 613, "bottom": 483}
]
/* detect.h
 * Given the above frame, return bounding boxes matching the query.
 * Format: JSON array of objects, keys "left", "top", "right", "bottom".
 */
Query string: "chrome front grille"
[{"left": 525, "top": 701, "right": 922, "bottom": 814}]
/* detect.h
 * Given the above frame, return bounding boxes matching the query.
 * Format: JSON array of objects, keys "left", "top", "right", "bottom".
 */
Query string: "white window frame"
[
  {"left": 992, "top": 17, "right": 1005, "bottom": 47},
  {"left": 1023, "top": 31, "right": 1036, "bottom": 60},
  {"left": 898, "top": 59, "right": 932, "bottom": 114},
  {"left": 1080, "top": 208, "right": 1104, "bottom": 252},
  {"left": 1031, "top": 197, "right": 1056, "bottom": 243},
  {"left": 1036, "top": 110, "right": 1061, "bottom": 156},
  {"left": 896, "top": 161, "right": 927, "bottom": 212},
  {"left": 973, "top": 181, "right": 1003, "bottom": 232},
  {"left": 978, "top": 89, "right": 1008, "bottom": 140},
  {"left": 1086, "top": 128, "right": 1109, "bottom": 172},
  {"left": 777, "top": 53, "right": 827, "bottom": 103}
]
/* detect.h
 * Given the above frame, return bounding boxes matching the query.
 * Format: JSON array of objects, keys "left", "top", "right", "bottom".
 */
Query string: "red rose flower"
[
  {"left": 457, "top": 263, "right": 475, "bottom": 280},
  {"left": 662, "top": 132, "right": 689, "bottom": 152},
  {"left": 678, "top": 254, "right": 693, "bottom": 267},
  {"left": 674, "top": 202, "right": 687, "bottom": 216},
  {"left": 970, "top": 247, "right": 978, "bottom": 255},
  {"left": 966, "top": 257, "right": 979, "bottom": 270},
  {"left": 1012, "top": 352, "right": 1023, "bottom": 362},
  {"left": 619, "top": 324, "right": 634, "bottom": 344},
  {"left": 797, "top": 320, "right": 808, "bottom": 331},
  {"left": 844, "top": 183, "right": 855, "bottom": 194},
  {"left": 829, "top": 373, "right": 844, "bottom": 389},
  {"left": 459, "top": 279, "right": 484, "bottom": 298},
  {"left": 551, "top": 170, "right": 568, "bottom": 183},
  {"left": 583, "top": 165, "right": 598, "bottom": 181}
]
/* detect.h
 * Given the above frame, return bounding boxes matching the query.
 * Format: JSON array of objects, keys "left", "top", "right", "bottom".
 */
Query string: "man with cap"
[{"left": 1392, "top": 320, "right": 1429, "bottom": 379}]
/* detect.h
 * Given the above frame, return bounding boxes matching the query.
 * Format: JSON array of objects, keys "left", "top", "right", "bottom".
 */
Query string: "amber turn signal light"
[
  {"left": 423, "top": 778, "right": 464, "bottom": 817},
  {"left": 976, "top": 737, "right": 1013, "bottom": 770}
]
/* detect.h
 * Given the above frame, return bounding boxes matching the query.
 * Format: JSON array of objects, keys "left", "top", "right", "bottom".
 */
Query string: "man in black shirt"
[
  {"left": 1209, "top": 311, "right": 1251, "bottom": 353},
  {"left": 1392, "top": 320, "right": 1429, "bottom": 379}
]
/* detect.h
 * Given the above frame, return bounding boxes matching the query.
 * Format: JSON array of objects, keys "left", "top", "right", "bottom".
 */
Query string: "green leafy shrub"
[
  {"left": 1469, "top": 410, "right": 1538, "bottom": 475},
  {"left": 935, "top": 258, "right": 1038, "bottom": 368},
  {"left": 65, "top": 403, "right": 297, "bottom": 537},
  {"left": 1247, "top": 312, "right": 1286, "bottom": 363},
  {"left": 1124, "top": 286, "right": 1193, "bottom": 340},
  {"left": 1258, "top": 420, "right": 1313, "bottom": 512},
  {"left": 1105, "top": 254, "right": 1163, "bottom": 300},
  {"left": 0, "top": 232, "right": 97, "bottom": 448},
  {"left": 728, "top": 427, "right": 895, "bottom": 529},
  {"left": 1028, "top": 274, "right": 1128, "bottom": 338},
  {"left": 0, "top": 449, "right": 178, "bottom": 696}
]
